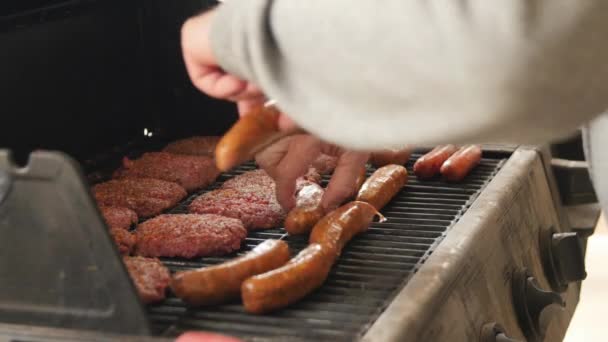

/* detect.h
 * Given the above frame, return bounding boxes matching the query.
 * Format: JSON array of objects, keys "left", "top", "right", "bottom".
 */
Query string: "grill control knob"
[
  {"left": 512, "top": 270, "right": 565, "bottom": 342},
  {"left": 540, "top": 228, "right": 587, "bottom": 292},
  {"left": 481, "top": 323, "right": 523, "bottom": 342}
]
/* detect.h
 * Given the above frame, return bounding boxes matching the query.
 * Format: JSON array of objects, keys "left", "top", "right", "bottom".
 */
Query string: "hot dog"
[
  {"left": 171, "top": 239, "right": 290, "bottom": 306},
  {"left": 356, "top": 164, "right": 408, "bottom": 210},
  {"left": 242, "top": 201, "right": 380, "bottom": 314},
  {"left": 241, "top": 243, "right": 335, "bottom": 314},
  {"left": 413, "top": 145, "right": 458, "bottom": 179},
  {"left": 369, "top": 147, "right": 412, "bottom": 168},
  {"left": 309, "top": 201, "right": 380, "bottom": 256},
  {"left": 440, "top": 145, "right": 482, "bottom": 182},
  {"left": 284, "top": 165, "right": 369, "bottom": 235},
  {"left": 215, "top": 106, "right": 302, "bottom": 172}
]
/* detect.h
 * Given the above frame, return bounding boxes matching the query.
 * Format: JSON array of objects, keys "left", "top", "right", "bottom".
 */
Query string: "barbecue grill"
[{"left": 0, "top": 1, "right": 599, "bottom": 341}]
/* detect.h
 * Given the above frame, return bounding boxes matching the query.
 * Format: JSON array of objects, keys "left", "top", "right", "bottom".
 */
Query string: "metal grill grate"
[{"left": 146, "top": 153, "right": 507, "bottom": 341}]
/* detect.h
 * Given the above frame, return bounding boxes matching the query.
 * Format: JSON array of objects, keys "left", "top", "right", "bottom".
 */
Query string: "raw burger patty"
[
  {"left": 189, "top": 188, "right": 285, "bottom": 230},
  {"left": 93, "top": 178, "right": 187, "bottom": 218},
  {"left": 111, "top": 228, "right": 136, "bottom": 255},
  {"left": 115, "top": 152, "right": 220, "bottom": 192},
  {"left": 123, "top": 256, "right": 171, "bottom": 304},
  {"left": 221, "top": 169, "right": 275, "bottom": 192},
  {"left": 162, "top": 136, "right": 220, "bottom": 157},
  {"left": 100, "top": 206, "right": 138, "bottom": 230},
  {"left": 191, "top": 170, "right": 285, "bottom": 229},
  {"left": 135, "top": 214, "right": 247, "bottom": 258}
]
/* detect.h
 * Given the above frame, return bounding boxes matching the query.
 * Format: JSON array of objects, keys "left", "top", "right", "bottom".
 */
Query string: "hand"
[
  {"left": 255, "top": 135, "right": 369, "bottom": 211},
  {"left": 181, "top": 8, "right": 265, "bottom": 115}
]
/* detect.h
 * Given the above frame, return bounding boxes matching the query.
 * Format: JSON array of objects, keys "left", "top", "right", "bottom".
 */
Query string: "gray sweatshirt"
[{"left": 210, "top": 0, "right": 608, "bottom": 211}]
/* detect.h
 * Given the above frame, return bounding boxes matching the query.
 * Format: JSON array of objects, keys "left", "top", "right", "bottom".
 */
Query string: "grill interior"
[{"left": 138, "top": 152, "right": 507, "bottom": 341}]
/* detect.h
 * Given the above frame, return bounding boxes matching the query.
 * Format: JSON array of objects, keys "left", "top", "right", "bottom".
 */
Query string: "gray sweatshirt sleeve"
[{"left": 210, "top": 0, "right": 608, "bottom": 150}]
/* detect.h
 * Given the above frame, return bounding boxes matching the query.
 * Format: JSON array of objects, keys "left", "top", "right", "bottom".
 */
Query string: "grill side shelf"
[{"left": 144, "top": 154, "right": 506, "bottom": 341}]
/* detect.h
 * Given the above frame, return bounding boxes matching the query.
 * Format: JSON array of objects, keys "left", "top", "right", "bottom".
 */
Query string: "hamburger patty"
[
  {"left": 110, "top": 228, "right": 136, "bottom": 255},
  {"left": 93, "top": 178, "right": 187, "bottom": 218},
  {"left": 221, "top": 169, "right": 275, "bottom": 192},
  {"left": 191, "top": 170, "right": 286, "bottom": 229},
  {"left": 162, "top": 136, "right": 220, "bottom": 157},
  {"left": 123, "top": 256, "right": 171, "bottom": 304},
  {"left": 135, "top": 214, "right": 247, "bottom": 258},
  {"left": 100, "top": 206, "right": 138, "bottom": 230},
  {"left": 115, "top": 152, "right": 219, "bottom": 192},
  {"left": 189, "top": 188, "right": 285, "bottom": 230}
]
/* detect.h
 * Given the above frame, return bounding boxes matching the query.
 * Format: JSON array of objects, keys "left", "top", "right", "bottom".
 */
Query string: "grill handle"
[{"left": 0, "top": 150, "right": 150, "bottom": 335}]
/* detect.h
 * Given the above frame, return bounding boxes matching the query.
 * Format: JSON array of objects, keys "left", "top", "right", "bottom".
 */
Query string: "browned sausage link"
[
  {"left": 356, "top": 164, "right": 408, "bottom": 210},
  {"left": 241, "top": 243, "right": 336, "bottom": 314},
  {"left": 440, "top": 145, "right": 482, "bottom": 182},
  {"left": 369, "top": 147, "right": 413, "bottom": 168},
  {"left": 171, "top": 239, "right": 290, "bottom": 306},
  {"left": 215, "top": 106, "right": 304, "bottom": 171},
  {"left": 309, "top": 201, "right": 379, "bottom": 256},
  {"left": 284, "top": 182, "right": 325, "bottom": 235},
  {"left": 412, "top": 145, "right": 459, "bottom": 179}
]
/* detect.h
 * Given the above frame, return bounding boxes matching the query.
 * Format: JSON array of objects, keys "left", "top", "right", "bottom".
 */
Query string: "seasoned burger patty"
[
  {"left": 93, "top": 178, "right": 187, "bottom": 218},
  {"left": 123, "top": 256, "right": 171, "bottom": 304},
  {"left": 135, "top": 214, "right": 247, "bottom": 258},
  {"left": 189, "top": 188, "right": 285, "bottom": 230},
  {"left": 162, "top": 136, "right": 220, "bottom": 157},
  {"left": 221, "top": 169, "right": 275, "bottom": 192},
  {"left": 115, "top": 152, "right": 220, "bottom": 192},
  {"left": 194, "top": 170, "right": 285, "bottom": 229},
  {"left": 100, "top": 206, "right": 138, "bottom": 230},
  {"left": 110, "top": 228, "right": 136, "bottom": 255}
]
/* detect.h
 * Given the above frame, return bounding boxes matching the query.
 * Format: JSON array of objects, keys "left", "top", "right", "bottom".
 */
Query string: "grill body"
[{"left": 365, "top": 148, "right": 579, "bottom": 341}]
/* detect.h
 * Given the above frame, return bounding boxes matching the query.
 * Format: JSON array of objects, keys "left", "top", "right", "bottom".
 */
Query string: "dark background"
[{"left": 0, "top": 0, "right": 235, "bottom": 163}]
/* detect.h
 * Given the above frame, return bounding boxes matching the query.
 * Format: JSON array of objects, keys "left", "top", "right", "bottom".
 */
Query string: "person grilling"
[{"left": 176, "top": 1, "right": 608, "bottom": 341}]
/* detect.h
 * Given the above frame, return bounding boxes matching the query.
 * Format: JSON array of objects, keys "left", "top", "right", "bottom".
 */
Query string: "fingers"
[
  {"left": 181, "top": 12, "right": 217, "bottom": 66},
  {"left": 237, "top": 97, "right": 267, "bottom": 116},
  {"left": 255, "top": 135, "right": 321, "bottom": 210},
  {"left": 181, "top": 10, "right": 263, "bottom": 101},
  {"left": 274, "top": 136, "right": 322, "bottom": 210},
  {"left": 278, "top": 114, "right": 298, "bottom": 132},
  {"left": 322, "top": 151, "right": 370, "bottom": 211}
]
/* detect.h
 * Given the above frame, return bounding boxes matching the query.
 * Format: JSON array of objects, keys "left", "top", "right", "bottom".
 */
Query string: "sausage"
[
  {"left": 285, "top": 166, "right": 369, "bottom": 235},
  {"left": 171, "top": 239, "right": 290, "bottom": 306},
  {"left": 284, "top": 182, "right": 325, "bottom": 235},
  {"left": 413, "top": 145, "right": 459, "bottom": 179},
  {"left": 369, "top": 147, "right": 413, "bottom": 168},
  {"left": 440, "top": 145, "right": 482, "bottom": 182},
  {"left": 243, "top": 201, "right": 380, "bottom": 314},
  {"left": 309, "top": 201, "right": 379, "bottom": 256},
  {"left": 356, "top": 164, "right": 408, "bottom": 210},
  {"left": 215, "top": 106, "right": 303, "bottom": 171},
  {"left": 241, "top": 243, "right": 336, "bottom": 314}
]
